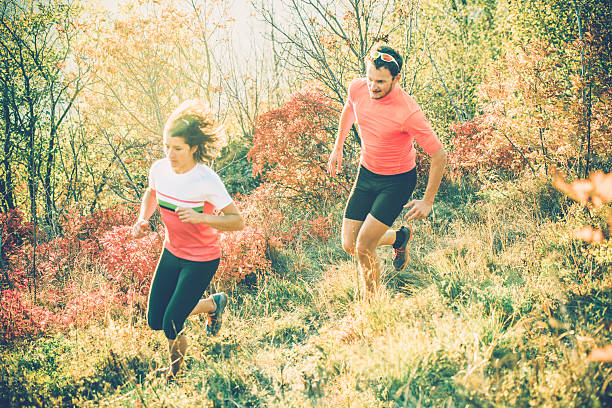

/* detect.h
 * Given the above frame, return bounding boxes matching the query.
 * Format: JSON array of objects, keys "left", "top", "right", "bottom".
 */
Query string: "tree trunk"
[
  {"left": 572, "top": 0, "right": 592, "bottom": 178},
  {"left": 0, "top": 98, "right": 15, "bottom": 210}
]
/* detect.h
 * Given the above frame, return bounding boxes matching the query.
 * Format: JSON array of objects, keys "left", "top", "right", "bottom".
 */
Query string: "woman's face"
[{"left": 163, "top": 136, "right": 197, "bottom": 173}]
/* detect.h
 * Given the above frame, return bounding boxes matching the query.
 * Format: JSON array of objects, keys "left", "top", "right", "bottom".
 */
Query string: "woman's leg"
[
  {"left": 168, "top": 335, "right": 187, "bottom": 378},
  {"left": 147, "top": 250, "right": 181, "bottom": 332},
  {"left": 189, "top": 296, "right": 216, "bottom": 316},
  {"left": 162, "top": 258, "right": 220, "bottom": 375}
]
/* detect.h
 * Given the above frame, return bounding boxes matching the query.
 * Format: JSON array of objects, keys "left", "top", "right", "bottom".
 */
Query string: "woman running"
[{"left": 132, "top": 99, "right": 244, "bottom": 378}]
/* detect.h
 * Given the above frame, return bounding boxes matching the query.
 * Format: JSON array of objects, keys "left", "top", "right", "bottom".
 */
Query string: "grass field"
[{"left": 1, "top": 176, "right": 611, "bottom": 407}]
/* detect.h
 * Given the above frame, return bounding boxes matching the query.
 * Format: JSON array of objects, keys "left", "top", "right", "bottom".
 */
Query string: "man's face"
[{"left": 366, "top": 62, "right": 400, "bottom": 99}]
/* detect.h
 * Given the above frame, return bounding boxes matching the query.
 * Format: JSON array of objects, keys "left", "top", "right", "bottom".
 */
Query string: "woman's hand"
[
  {"left": 327, "top": 148, "right": 344, "bottom": 177},
  {"left": 175, "top": 207, "right": 206, "bottom": 224},
  {"left": 132, "top": 219, "right": 149, "bottom": 238}
]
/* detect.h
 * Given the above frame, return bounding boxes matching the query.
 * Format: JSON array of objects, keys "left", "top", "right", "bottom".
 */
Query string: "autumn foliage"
[
  {"left": 450, "top": 39, "right": 612, "bottom": 178},
  {"left": 553, "top": 169, "right": 612, "bottom": 363},
  {"left": 448, "top": 118, "right": 523, "bottom": 177},
  {"left": 0, "top": 207, "right": 160, "bottom": 344},
  {"left": 249, "top": 84, "right": 352, "bottom": 209},
  {"left": 218, "top": 182, "right": 334, "bottom": 282},
  {"left": 0, "top": 179, "right": 336, "bottom": 343}
]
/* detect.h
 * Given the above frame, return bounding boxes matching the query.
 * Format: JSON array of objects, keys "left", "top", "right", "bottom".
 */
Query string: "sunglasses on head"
[{"left": 371, "top": 51, "right": 400, "bottom": 69}]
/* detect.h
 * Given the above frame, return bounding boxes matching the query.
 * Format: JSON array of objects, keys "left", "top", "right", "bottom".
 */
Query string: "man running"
[{"left": 327, "top": 44, "right": 447, "bottom": 297}]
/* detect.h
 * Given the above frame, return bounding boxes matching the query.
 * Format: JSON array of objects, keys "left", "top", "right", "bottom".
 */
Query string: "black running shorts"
[{"left": 344, "top": 165, "right": 417, "bottom": 227}]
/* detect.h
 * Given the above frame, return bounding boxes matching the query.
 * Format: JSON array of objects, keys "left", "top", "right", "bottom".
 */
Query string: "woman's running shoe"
[{"left": 206, "top": 293, "right": 228, "bottom": 336}]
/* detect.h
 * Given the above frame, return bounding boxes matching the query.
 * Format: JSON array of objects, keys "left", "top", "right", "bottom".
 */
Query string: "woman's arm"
[
  {"left": 132, "top": 187, "right": 158, "bottom": 238},
  {"left": 175, "top": 202, "right": 245, "bottom": 231}
]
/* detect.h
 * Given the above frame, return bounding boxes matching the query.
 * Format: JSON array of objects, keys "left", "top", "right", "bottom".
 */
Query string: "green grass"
[{"left": 1, "top": 177, "right": 611, "bottom": 407}]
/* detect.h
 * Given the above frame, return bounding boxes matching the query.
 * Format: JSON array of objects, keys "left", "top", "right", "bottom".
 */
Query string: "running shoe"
[
  {"left": 392, "top": 226, "right": 412, "bottom": 271},
  {"left": 206, "top": 292, "right": 228, "bottom": 336}
]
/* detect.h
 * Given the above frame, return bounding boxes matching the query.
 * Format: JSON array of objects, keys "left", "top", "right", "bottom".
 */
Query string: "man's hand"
[
  {"left": 404, "top": 200, "right": 433, "bottom": 221},
  {"left": 176, "top": 207, "right": 205, "bottom": 224},
  {"left": 131, "top": 219, "right": 149, "bottom": 238},
  {"left": 327, "top": 148, "right": 343, "bottom": 177}
]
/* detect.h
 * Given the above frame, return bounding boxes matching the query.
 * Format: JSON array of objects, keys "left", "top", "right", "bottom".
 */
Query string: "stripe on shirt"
[
  {"left": 158, "top": 199, "right": 204, "bottom": 213},
  {"left": 156, "top": 190, "right": 203, "bottom": 204}
]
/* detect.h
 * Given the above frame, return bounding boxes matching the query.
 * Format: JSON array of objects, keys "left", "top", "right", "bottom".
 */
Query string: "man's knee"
[
  {"left": 342, "top": 238, "right": 356, "bottom": 255},
  {"left": 355, "top": 240, "right": 376, "bottom": 260}
]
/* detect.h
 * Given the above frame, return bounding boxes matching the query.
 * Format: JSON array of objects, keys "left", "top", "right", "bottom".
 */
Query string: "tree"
[
  {"left": 72, "top": 0, "right": 235, "bottom": 208},
  {"left": 0, "top": 0, "right": 87, "bottom": 298},
  {"left": 454, "top": 0, "right": 612, "bottom": 178},
  {"left": 256, "top": 0, "right": 395, "bottom": 103},
  {"left": 504, "top": 0, "right": 612, "bottom": 176},
  {"left": 0, "top": 0, "right": 86, "bottom": 226}
]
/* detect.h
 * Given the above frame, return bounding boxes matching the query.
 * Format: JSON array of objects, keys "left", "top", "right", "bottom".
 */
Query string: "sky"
[{"left": 93, "top": 0, "right": 272, "bottom": 57}]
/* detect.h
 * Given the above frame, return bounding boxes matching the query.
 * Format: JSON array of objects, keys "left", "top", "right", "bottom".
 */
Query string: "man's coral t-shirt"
[{"left": 347, "top": 78, "right": 442, "bottom": 175}]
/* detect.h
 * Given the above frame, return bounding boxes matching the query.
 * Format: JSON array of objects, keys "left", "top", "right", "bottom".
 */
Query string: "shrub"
[
  {"left": 0, "top": 289, "right": 56, "bottom": 344},
  {"left": 218, "top": 226, "right": 271, "bottom": 282},
  {"left": 449, "top": 118, "right": 524, "bottom": 178},
  {"left": 249, "top": 84, "right": 351, "bottom": 210},
  {"left": 98, "top": 226, "right": 161, "bottom": 308}
]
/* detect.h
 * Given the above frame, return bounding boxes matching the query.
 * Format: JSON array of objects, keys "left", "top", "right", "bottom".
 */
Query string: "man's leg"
[
  {"left": 355, "top": 214, "right": 394, "bottom": 296},
  {"left": 341, "top": 218, "right": 363, "bottom": 255},
  {"left": 342, "top": 218, "right": 398, "bottom": 254},
  {"left": 343, "top": 216, "right": 404, "bottom": 294},
  {"left": 341, "top": 166, "right": 414, "bottom": 295}
]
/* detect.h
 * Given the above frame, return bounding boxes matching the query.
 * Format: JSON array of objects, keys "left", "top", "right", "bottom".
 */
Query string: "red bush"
[
  {"left": 282, "top": 215, "right": 333, "bottom": 246},
  {"left": 0, "top": 210, "right": 36, "bottom": 253},
  {"left": 61, "top": 281, "right": 122, "bottom": 328},
  {"left": 0, "top": 289, "right": 56, "bottom": 344},
  {"left": 98, "top": 226, "right": 162, "bottom": 305},
  {"left": 249, "top": 84, "right": 350, "bottom": 208},
  {"left": 218, "top": 226, "right": 271, "bottom": 282},
  {"left": 0, "top": 206, "right": 149, "bottom": 342},
  {"left": 448, "top": 118, "right": 525, "bottom": 177},
  {"left": 235, "top": 183, "right": 286, "bottom": 242}
]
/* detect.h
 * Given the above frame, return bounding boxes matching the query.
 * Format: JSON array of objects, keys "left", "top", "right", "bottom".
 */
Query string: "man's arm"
[
  {"left": 327, "top": 102, "right": 356, "bottom": 177},
  {"left": 404, "top": 148, "right": 447, "bottom": 221}
]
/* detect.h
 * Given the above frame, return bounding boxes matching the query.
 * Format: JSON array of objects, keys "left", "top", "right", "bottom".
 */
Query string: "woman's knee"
[
  {"left": 147, "top": 309, "right": 163, "bottom": 331},
  {"left": 162, "top": 315, "right": 183, "bottom": 340}
]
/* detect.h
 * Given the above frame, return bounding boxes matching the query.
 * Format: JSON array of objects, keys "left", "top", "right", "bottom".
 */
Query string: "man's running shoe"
[
  {"left": 392, "top": 226, "right": 412, "bottom": 271},
  {"left": 206, "top": 293, "right": 228, "bottom": 336}
]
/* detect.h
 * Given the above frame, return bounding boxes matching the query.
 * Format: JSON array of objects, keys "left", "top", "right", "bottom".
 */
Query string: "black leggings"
[{"left": 147, "top": 249, "right": 219, "bottom": 340}]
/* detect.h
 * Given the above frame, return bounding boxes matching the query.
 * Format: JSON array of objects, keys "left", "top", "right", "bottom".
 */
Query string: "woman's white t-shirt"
[{"left": 148, "top": 158, "right": 233, "bottom": 261}]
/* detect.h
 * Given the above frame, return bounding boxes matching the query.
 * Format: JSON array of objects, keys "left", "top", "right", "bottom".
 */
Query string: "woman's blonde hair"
[{"left": 163, "top": 99, "right": 226, "bottom": 163}]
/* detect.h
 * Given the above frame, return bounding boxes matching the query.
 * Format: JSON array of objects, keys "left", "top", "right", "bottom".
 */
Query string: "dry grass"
[{"left": 1, "top": 177, "right": 611, "bottom": 407}]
